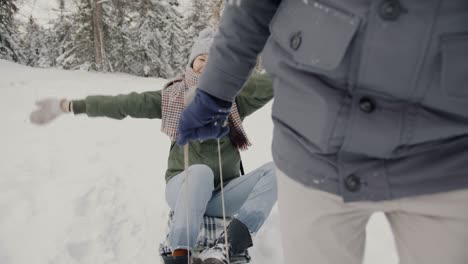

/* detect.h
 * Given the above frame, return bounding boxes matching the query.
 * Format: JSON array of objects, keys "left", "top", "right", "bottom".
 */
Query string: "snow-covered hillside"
[{"left": 0, "top": 60, "right": 398, "bottom": 264}]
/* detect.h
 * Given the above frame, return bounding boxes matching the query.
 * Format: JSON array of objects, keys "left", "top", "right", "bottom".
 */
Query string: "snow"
[
  {"left": 16, "top": 0, "right": 59, "bottom": 26},
  {"left": 0, "top": 60, "right": 398, "bottom": 264}
]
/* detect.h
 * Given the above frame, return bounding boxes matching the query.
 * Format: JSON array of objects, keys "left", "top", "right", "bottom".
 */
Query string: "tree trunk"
[{"left": 91, "top": 0, "right": 105, "bottom": 71}]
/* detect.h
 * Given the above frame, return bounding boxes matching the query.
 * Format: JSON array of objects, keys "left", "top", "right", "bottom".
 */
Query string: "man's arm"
[
  {"left": 176, "top": 1, "right": 280, "bottom": 145},
  {"left": 199, "top": 0, "right": 280, "bottom": 102}
]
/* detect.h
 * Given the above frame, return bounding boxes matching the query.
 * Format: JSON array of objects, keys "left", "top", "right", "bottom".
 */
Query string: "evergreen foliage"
[
  {"left": 0, "top": 0, "right": 22, "bottom": 62},
  {"left": 5, "top": 0, "right": 219, "bottom": 78}
]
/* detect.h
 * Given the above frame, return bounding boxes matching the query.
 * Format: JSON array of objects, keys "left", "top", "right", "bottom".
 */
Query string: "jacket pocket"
[
  {"left": 441, "top": 33, "right": 468, "bottom": 98},
  {"left": 269, "top": 0, "right": 360, "bottom": 71}
]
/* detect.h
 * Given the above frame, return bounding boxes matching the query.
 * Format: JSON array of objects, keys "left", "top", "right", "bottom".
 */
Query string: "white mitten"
[{"left": 30, "top": 98, "right": 67, "bottom": 125}]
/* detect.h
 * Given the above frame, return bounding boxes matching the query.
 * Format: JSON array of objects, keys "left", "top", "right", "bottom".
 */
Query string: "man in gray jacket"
[{"left": 177, "top": 1, "right": 468, "bottom": 263}]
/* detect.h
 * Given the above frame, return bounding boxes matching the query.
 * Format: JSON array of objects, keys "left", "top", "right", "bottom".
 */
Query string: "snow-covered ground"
[{"left": 0, "top": 60, "right": 398, "bottom": 264}]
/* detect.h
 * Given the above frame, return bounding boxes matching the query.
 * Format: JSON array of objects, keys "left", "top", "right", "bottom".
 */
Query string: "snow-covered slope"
[{"left": 0, "top": 60, "right": 398, "bottom": 264}]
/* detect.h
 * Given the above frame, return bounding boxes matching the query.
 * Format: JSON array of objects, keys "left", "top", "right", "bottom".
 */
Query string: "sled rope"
[
  {"left": 183, "top": 138, "right": 230, "bottom": 264},
  {"left": 217, "top": 139, "right": 230, "bottom": 263},
  {"left": 184, "top": 144, "right": 191, "bottom": 264}
]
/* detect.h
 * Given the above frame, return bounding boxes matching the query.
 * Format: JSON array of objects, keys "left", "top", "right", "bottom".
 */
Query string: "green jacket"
[{"left": 72, "top": 73, "right": 273, "bottom": 188}]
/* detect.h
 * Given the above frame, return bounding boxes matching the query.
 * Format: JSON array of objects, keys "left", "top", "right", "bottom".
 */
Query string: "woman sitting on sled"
[{"left": 30, "top": 28, "right": 277, "bottom": 264}]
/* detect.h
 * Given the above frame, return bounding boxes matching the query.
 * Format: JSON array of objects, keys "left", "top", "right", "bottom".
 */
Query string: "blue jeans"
[{"left": 165, "top": 162, "right": 277, "bottom": 251}]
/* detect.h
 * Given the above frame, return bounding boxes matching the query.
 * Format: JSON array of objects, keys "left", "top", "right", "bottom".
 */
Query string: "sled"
[{"left": 160, "top": 211, "right": 251, "bottom": 264}]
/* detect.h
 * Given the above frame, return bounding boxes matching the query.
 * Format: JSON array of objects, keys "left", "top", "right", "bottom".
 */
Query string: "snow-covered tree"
[
  {"left": 21, "top": 16, "right": 52, "bottom": 67},
  {"left": 49, "top": 0, "right": 74, "bottom": 68},
  {"left": 58, "top": 0, "right": 65, "bottom": 18},
  {"left": 186, "top": 0, "right": 211, "bottom": 36},
  {"left": 163, "top": 0, "right": 186, "bottom": 74},
  {"left": 4, "top": 0, "right": 192, "bottom": 77},
  {"left": 208, "top": 0, "right": 224, "bottom": 28},
  {"left": 61, "top": 0, "right": 96, "bottom": 70},
  {"left": 0, "top": 0, "right": 22, "bottom": 62},
  {"left": 57, "top": 0, "right": 185, "bottom": 77},
  {"left": 181, "top": 0, "right": 221, "bottom": 69},
  {"left": 102, "top": 0, "right": 130, "bottom": 73},
  {"left": 117, "top": 0, "right": 180, "bottom": 78}
]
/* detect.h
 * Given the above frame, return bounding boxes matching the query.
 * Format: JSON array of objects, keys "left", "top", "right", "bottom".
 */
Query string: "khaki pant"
[{"left": 277, "top": 170, "right": 468, "bottom": 264}]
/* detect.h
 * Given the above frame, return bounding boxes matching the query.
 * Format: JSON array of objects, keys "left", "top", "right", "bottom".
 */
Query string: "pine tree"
[
  {"left": 22, "top": 16, "right": 52, "bottom": 67},
  {"left": 58, "top": 0, "right": 65, "bottom": 18},
  {"left": 102, "top": 0, "right": 134, "bottom": 74},
  {"left": 163, "top": 0, "right": 186, "bottom": 74},
  {"left": 125, "top": 0, "right": 176, "bottom": 78},
  {"left": 209, "top": 0, "right": 224, "bottom": 28},
  {"left": 50, "top": 0, "right": 73, "bottom": 68},
  {"left": 182, "top": 0, "right": 216, "bottom": 68},
  {"left": 187, "top": 0, "right": 212, "bottom": 36},
  {"left": 55, "top": 0, "right": 112, "bottom": 71},
  {"left": 0, "top": 0, "right": 22, "bottom": 62},
  {"left": 63, "top": 0, "right": 96, "bottom": 70}
]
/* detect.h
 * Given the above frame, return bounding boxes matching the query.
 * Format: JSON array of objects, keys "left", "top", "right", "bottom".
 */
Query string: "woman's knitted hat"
[{"left": 188, "top": 28, "right": 216, "bottom": 66}]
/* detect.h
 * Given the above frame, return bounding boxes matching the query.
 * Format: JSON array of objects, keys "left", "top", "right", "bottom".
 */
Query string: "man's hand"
[{"left": 177, "top": 89, "right": 233, "bottom": 145}]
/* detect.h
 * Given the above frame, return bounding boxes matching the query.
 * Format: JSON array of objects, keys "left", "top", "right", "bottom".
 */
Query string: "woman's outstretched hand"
[{"left": 30, "top": 98, "right": 69, "bottom": 125}]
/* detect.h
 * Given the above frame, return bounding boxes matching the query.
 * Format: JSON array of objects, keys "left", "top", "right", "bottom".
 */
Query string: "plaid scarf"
[{"left": 161, "top": 67, "right": 251, "bottom": 150}]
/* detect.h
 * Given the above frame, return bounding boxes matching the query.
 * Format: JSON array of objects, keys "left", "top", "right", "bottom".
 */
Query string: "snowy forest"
[
  {"left": 0, "top": 1, "right": 400, "bottom": 264},
  {"left": 0, "top": 0, "right": 224, "bottom": 78}
]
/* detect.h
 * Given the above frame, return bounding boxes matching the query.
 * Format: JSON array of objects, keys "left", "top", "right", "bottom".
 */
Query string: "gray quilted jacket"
[{"left": 199, "top": 0, "right": 468, "bottom": 202}]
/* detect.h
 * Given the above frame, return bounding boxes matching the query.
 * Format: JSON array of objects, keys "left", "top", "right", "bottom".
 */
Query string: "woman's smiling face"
[{"left": 192, "top": 54, "right": 208, "bottom": 74}]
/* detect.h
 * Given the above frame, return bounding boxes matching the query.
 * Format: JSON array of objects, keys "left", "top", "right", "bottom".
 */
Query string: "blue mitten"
[{"left": 177, "top": 89, "right": 233, "bottom": 145}]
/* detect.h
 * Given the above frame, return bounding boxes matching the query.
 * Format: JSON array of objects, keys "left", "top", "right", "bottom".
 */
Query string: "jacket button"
[
  {"left": 345, "top": 174, "right": 361, "bottom": 192},
  {"left": 379, "top": 0, "right": 402, "bottom": 21},
  {"left": 359, "top": 97, "right": 376, "bottom": 113},
  {"left": 290, "top": 32, "right": 302, "bottom": 51}
]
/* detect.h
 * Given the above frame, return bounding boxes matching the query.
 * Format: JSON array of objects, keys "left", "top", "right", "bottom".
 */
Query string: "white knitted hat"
[{"left": 188, "top": 28, "right": 216, "bottom": 66}]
